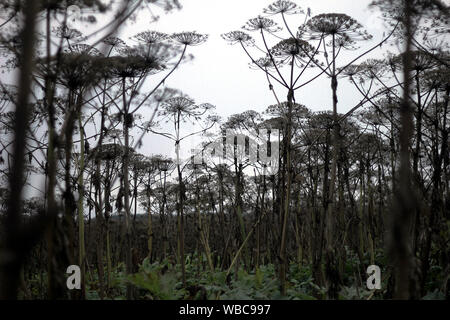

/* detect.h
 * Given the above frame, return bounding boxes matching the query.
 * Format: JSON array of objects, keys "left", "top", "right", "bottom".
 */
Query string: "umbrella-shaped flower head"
[
  {"left": 160, "top": 97, "right": 196, "bottom": 115},
  {"left": 132, "top": 31, "right": 169, "bottom": 44},
  {"left": 55, "top": 44, "right": 103, "bottom": 89},
  {"left": 249, "top": 56, "right": 282, "bottom": 70},
  {"left": 108, "top": 47, "right": 149, "bottom": 78},
  {"left": 306, "top": 13, "right": 372, "bottom": 48},
  {"left": 243, "top": 16, "right": 282, "bottom": 33},
  {"left": 171, "top": 32, "right": 208, "bottom": 46},
  {"left": 271, "top": 38, "right": 317, "bottom": 66},
  {"left": 102, "top": 37, "right": 126, "bottom": 54},
  {"left": 358, "top": 59, "right": 386, "bottom": 80},
  {"left": 263, "top": 0, "right": 304, "bottom": 15},
  {"left": 64, "top": 44, "right": 102, "bottom": 56},
  {"left": 54, "top": 26, "right": 83, "bottom": 40},
  {"left": 221, "top": 31, "right": 255, "bottom": 46}
]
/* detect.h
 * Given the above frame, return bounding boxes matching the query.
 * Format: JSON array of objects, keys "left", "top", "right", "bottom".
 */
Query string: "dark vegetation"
[{"left": 0, "top": 0, "right": 448, "bottom": 300}]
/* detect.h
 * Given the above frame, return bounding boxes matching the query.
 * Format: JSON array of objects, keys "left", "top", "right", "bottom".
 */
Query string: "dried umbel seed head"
[
  {"left": 161, "top": 97, "right": 196, "bottom": 115},
  {"left": 358, "top": 59, "right": 386, "bottom": 80},
  {"left": 171, "top": 32, "right": 208, "bottom": 46},
  {"left": 242, "top": 16, "right": 282, "bottom": 33},
  {"left": 271, "top": 38, "right": 313, "bottom": 57},
  {"left": 206, "top": 114, "right": 221, "bottom": 124},
  {"left": 330, "top": 34, "right": 359, "bottom": 50},
  {"left": 54, "top": 26, "right": 82, "bottom": 40},
  {"left": 221, "top": 31, "right": 255, "bottom": 46},
  {"left": 270, "top": 38, "right": 317, "bottom": 66},
  {"left": 132, "top": 31, "right": 169, "bottom": 44},
  {"left": 409, "top": 51, "right": 438, "bottom": 72},
  {"left": 249, "top": 56, "right": 282, "bottom": 70},
  {"left": 422, "top": 67, "right": 450, "bottom": 92},
  {"left": 388, "top": 51, "right": 438, "bottom": 73},
  {"left": 64, "top": 44, "right": 102, "bottom": 56},
  {"left": 307, "top": 13, "right": 372, "bottom": 41},
  {"left": 338, "top": 64, "right": 362, "bottom": 79},
  {"left": 263, "top": 0, "right": 304, "bottom": 15},
  {"left": 103, "top": 36, "right": 126, "bottom": 48}
]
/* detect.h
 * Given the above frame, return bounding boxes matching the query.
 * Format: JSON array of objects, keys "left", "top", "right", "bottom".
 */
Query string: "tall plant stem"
[{"left": 77, "top": 114, "right": 86, "bottom": 299}]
